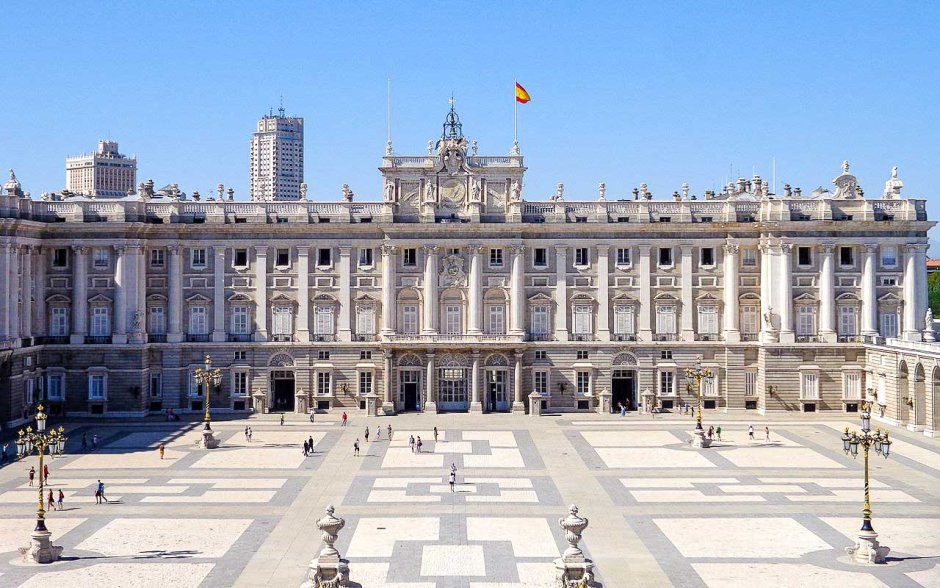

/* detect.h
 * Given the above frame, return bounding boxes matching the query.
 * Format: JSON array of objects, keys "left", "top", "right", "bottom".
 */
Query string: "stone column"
[
  {"left": 470, "top": 351, "right": 483, "bottom": 412},
  {"left": 680, "top": 244, "right": 694, "bottom": 341},
  {"left": 915, "top": 244, "right": 929, "bottom": 340},
  {"left": 778, "top": 243, "right": 794, "bottom": 342},
  {"left": 554, "top": 245, "right": 569, "bottom": 341},
  {"left": 382, "top": 351, "right": 395, "bottom": 414},
  {"left": 167, "top": 245, "right": 184, "bottom": 343},
  {"left": 212, "top": 246, "right": 226, "bottom": 342},
  {"left": 296, "top": 246, "right": 310, "bottom": 342},
  {"left": 129, "top": 244, "right": 146, "bottom": 343},
  {"left": 254, "top": 246, "right": 268, "bottom": 341},
  {"left": 380, "top": 245, "right": 397, "bottom": 334},
  {"left": 0, "top": 243, "right": 8, "bottom": 339},
  {"left": 759, "top": 243, "right": 774, "bottom": 343},
  {"left": 422, "top": 246, "right": 439, "bottom": 334},
  {"left": 425, "top": 352, "right": 437, "bottom": 413},
  {"left": 510, "top": 245, "right": 525, "bottom": 335},
  {"left": 338, "top": 246, "right": 352, "bottom": 341},
  {"left": 7, "top": 244, "right": 19, "bottom": 342},
  {"left": 861, "top": 244, "right": 878, "bottom": 337},
  {"left": 70, "top": 246, "right": 88, "bottom": 344},
  {"left": 596, "top": 245, "right": 610, "bottom": 341},
  {"left": 904, "top": 244, "right": 929, "bottom": 341},
  {"left": 722, "top": 244, "right": 739, "bottom": 342},
  {"left": 637, "top": 245, "right": 652, "bottom": 341},
  {"left": 819, "top": 244, "right": 836, "bottom": 342},
  {"left": 468, "top": 245, "right": 483, "bottom": 334},
  {"left": 113, "top": 245, "right": 128, "bottom": 344},
  {"left": 20, "top": 245, "right": 32, "bottom": 340},
  {"left": 33, "top": 246, "right": 46, "bottom": 337},
  {"left": 512, "top": 350, "right": 525, "bottom": 413}
]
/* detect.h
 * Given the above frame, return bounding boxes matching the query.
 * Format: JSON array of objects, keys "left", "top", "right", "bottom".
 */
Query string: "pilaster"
[
  {"left": 296, "top": 246, "right": 310, "bottom": 342},
  {"left": 469, "top": 351, "right": 483, "bottom": 412},
  {"left": 680, "top": 244, "right": 694, "bottom": 341},
  {"left": 380, "top": 245, "right": 397, "bottom": 335},
  {"left": 819, "top": 244, "right": 836, "bottom": 342},
  {"left": 167, "top": 245, "right": 184, "bottom": 343},
  {"left": 467, "top": 245, "right": 483, "bottom": 334},
  {"left": 338, "top": 246, "right": 352, "bottom": 341},
  {"left": 722, "top": 244, "right": 740, "bottom": 342},
  {"left": 637, "top": 245, "right": 652, "bottom": 341},
  {"left": 254, "top": 246, "right": 268, "bottom": 341},
  {"left": 113, "top": 245, "right": 129, "bottom": 344},
  {"left": 212, "top": 246, "right": 227, "bottom": 342},
  {"left": 70, "top": 245, "right": 88, "bottom": 344},
  {"left": 596, "top": 244, "right": 610, "bottom": 341},
  {"left": 509, "top": 245, "right": 525, "bottom": 335},
  {"left": 554, "top": 245, "right": 569, "bottom": 341}
]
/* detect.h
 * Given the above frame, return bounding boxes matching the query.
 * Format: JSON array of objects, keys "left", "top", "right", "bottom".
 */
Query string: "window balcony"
[
  {"left": 695, "top": 333, "right": 721, "bottom": 342},
  {"left": 837, "top": 335, "right": 862, "bottom": 343},
  {"left": 571, "top": 333, "right": 595, "bottom": 342},
  {"left": 654, "top": 333, "right": 677, "bottom": 342},
  {"left": 740, "top": 333, "right": 759, "bottom": 341},
  {"left": 312, "top": 334, "right": 336, "bottom": 342},
  {"left": 796, "top": 335, "right": 819, "bottom": 343},
  {"left": 613, "top": 333, "right": 637, "bottom": 342},
  {"left": 186, "top": 334, "right": 211, "bottom": 343},
  {"left": 384, "top": 333, "right": 523, "bottom": 344},
  {"left": 527, "top": 333, "right": 553, "bottom": 342},
  {"left": 271, "top": 334, "right": 294, "bottom": 343},
  {"left": 85, "top": 336, "right": 113, "bottom": 344},
  {"left": 228, "top": 334, "right": 252, "bottom": 342},
  {"left": 36, "top": 336, "right": 70, "bottom": 345},
  {"left": 148, "top": 334, "right": 167, "bottom": 343},
  {"left": 355, "top": 334, "right": 376, "bottom": 342}
]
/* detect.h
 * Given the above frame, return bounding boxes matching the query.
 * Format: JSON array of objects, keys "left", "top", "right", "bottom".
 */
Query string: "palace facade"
[{"left": 0, "top": 109, "right": 937, "bottom": 436}]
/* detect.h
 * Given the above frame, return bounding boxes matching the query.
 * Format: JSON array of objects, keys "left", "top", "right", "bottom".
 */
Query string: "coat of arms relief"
[{"left": 439, "top": 254, "right": 467, "bottom": 288}]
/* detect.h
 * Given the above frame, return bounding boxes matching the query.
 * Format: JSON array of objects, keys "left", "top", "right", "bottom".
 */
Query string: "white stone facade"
[
  {"left": 249, "top": 110, "right": 304, "bottom": 202},
  {"left": 64, "top": 140, "right": 137, "bottom": 198},
  {"left": 0, "top": 112, "right": 936, "bottom": 433}
]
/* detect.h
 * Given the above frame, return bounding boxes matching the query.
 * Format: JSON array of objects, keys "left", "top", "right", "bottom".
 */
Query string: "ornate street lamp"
[
  {"left": 16, "top": 405, "right": 66, "bottom": 563},
  {"left": 685, "top": 356, "right": 712, "bottom": 448},
  {"left": 841, "top": 401, "right": 892, "bottom": 564},
  {"left": 193, "top": 354, "right": 223, "bottom": 449}
]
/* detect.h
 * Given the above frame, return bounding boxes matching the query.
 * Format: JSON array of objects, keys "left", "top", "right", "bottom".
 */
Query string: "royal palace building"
[{"left": 1, "top": 108, "right": 938, "bottom": 436}]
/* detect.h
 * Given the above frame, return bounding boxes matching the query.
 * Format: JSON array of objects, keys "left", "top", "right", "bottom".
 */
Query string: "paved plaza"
[{"left": 0, "top": 412, "right": 937, "bottom": 587}]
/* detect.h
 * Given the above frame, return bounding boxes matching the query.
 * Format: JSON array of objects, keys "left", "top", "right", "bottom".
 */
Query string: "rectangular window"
[
  {"left": 700, "top": 247, "right": 715, "bottom": 267},
  {"left": 275, "top": 248, "right": 290, "bottom": 267},
  {"left": 50, "top": 307, "right": 69, "bottom": 336},
  {"left": 191, "top": 248, "right": 207, "bottom": 268},
  {"left": 93, "top": 248, "right": 110, "bottom": 269},
  {"left": 88, "top": 374, "right": 106, "bottom": 400},
  {"left": 576, "top": 350, "right": 589, "bottom": 360},
  {"left": 843, "top": 372, "right": 861, "bottom": 400},
  {"left": 658, "top": 247, "right": 673, "bottom": 266},
  {"left": 534, "top": 248, "right": 547, "bottom": 267},
  {"left": 402, "top": 305, "right": 418, "bottom": 334},
  {"left": 798, "top": 246, "right": 812, "bottom": 266},
  {"left": 741, "top": 305, "right": 759, "bottom": 334},
  {"left": 801, "top": 372, "right": 819, "bottom": 399},
  {"left": 148, "top": 306, "right": 166, "bottom": 335},
  {"left": 614, "top": 306, "right": 635, "bottom": 335},
  {"left": 234, "top": 249, "right": 248, "bottom": 267},
  {"left": 881, "top": 246, "right": 897, "bottom": 267},
  {"left": 317, "top": 248, "right": 332, "bottom": 266},
  {"left": 616, "top": 247, "right": 631, "bottom": 266},
  {"left": 880, "top": 311, "right": 898, "bottom": 339},
  {"left": 660, "top": 350, "right": 673, "bottom": 360},
  {"left": 232, "top": 306, "right": 249, "bottom": 334},
  {"left": 698, "top": 306, "right": 718, "bottom": 334},
  {"left": 234, "top": 351, "right": 247, "bottom": 361},
  {"left": 575, "top": 248, "right": 589, "bottom": 266},
  {"left": 701, "top": 374, "right": 717, "bottom": 396},
  {"left": 360, "top": 350, "right": 373, "bottom": 360},
  {"left": 489, "top": 248, "right": 504, "bottom": 267},
  {"left": 572, "top": 305, "right": 593, "bottom": 335},
  {"left": 233, "top": 372, "right": 248, "bottom": 396},
  {"left": 358, "top": 248, "right": 374, "bottom": 267},
  {"left": 535, "top": 350, "right": 547, "bottom": 360},
  {"left": 656, "top": 305, "right": 677, "bottom": 334},
  {"left": 403, "top": 248, "right": 417, "bottom": 267},
  {"left": 272, "top": 306, "right": 293, "bottom": 337},
  {"left": 150, "top": 249, "right": 165, "bottom": 268},
  {"left": 576, "top": 371, "right": 591, "bottom": 395},
  {"left": 660, "top": 371, "right": 675, "bottom": 396},
  {"left": 189, "top": 306, "right": 207, "bottom": 335},
  {"left": 534, "top": 370, "right": 548, "bottom": 395},
  {"left": 359, "top": 371, "right": 374, "bottom": 395},
  {"left": 318, "top": 350, "right": 331, "bottom": 360},
  {"left": 839, "top": 306, "right": 857, "bottom": 336},
  {"left": 744, "top": 371, "right": 758, "bottom": 396},
  {"left": 532, "top": 306, "right": 550, "bottom": 335},
  {"left": 317, "top": 372, "right": 332, "bottom": 395},
  {"left": 357, "top": 306, "right": 375, "bottom": 335},
  {"left": 742, "top": 248, "right": 757, "bottom": 266},
  {"left": 47, "top": 374, "right": 64, "bottom": 400},
  {"left": 52, "top": 248, "right": 68, "bottom": 268},
  {"left": 315, "top": 307, "right": 334, "bottom": 335},
  {"left": 797, "top": 306, "right": 817, "bottom": 336},
  {"left": 91, "top": 307, "right": 110, "bottom": 336},
  {"left": 839, "top": 246, "right": 854, "bottom": 266},
  {"left": 150, "top": 373, "right": 163, "bottom": 397},
  {"left": 487, "top": 305, "right": 505, "bottom": 335},
  {"left": 445, "top": 305, "right": 462, "bottom": 335}
]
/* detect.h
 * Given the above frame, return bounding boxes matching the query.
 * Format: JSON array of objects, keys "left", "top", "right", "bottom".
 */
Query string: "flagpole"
[{"left": 513, "top": 79, "right": 518, "bottom": 145}]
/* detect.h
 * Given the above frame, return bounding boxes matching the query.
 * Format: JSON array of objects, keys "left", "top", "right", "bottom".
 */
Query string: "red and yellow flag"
[{"left": 515, "top": 82, "right": 531, "bottom": 103}]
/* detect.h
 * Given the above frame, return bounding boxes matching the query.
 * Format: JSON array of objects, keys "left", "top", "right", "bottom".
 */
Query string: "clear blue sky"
[{"left": 1, "top": 2, "right": 937, "bottom": 238}]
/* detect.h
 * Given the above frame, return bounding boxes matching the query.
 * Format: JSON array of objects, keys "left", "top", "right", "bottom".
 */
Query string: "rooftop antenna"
[{"left": 278, "top": 95, "right": 285, "bottom": 117}]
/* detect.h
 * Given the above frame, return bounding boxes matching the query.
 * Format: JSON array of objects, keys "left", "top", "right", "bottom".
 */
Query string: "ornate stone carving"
[
  {"left": 509, "top": 180, "right": 522, "bottom": 203},
  {"left": 301, "top": 505, "right": 350, "bottom": 588},
  {"left": 341, "top": 184, "right": 353, "bottom": 202},
  {"left": 439, "top": 253, "right": 467, "bottom": 288},
  {"left": 554, "top": 505, "right": 595, "bottom": 587},
  {"left": 268, "top": 353, "right": 294, "bottom": 367},
  {"left": 597, "top": 182, "right": 606, "bottom": 201},
  {"left": 551, "top": 183, "right": 565, "bottom": 202},
  {"left": 723, "top": 244, "right": 739, "bottom": 255},
  {"left": 883, "top": 166, "right": 903, "bottom": 199},
  {"left": 832, "top": 160, "right": 862, "bottom": 199},
  {"left": 383, "top": 180, "right": 395, "bottom": 203}
]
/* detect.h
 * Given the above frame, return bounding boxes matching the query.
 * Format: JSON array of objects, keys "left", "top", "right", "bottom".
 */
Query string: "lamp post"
[
  {"left": 841, "top": 401, "right": 892, "bottom": 564},
  {"left": 685, "top": 356, "right": 712, "bottom": 448},
  {"left": 193, "top": 354, "right": 223, "bottom": 449},
  {"left": 16, "top": 405, "right": 66, "bottom": 563}
]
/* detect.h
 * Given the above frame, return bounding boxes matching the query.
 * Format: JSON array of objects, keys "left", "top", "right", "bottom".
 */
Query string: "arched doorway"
[
  {"left": 898, "top": 361, "right": 910, "bottom": 424},
  {"left": 913, "top": 363, "right": 927, "bottom": 429},
  {"left": 484, "top": 353, "right": 510, "bottom": 412},
  {"left": 398, "top": 353, "right": 423, "bottom": 412},
  {"left": 438, "top": 353, "right": 470, "bottom": 412},
  {"left": 268, "top": 353, "right": 296, "bottom": 412},
  {"left": 611, "top": 352, "right": 639, "bottom": 412}
]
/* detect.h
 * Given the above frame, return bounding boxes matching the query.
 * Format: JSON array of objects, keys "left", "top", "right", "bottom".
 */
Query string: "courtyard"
[{"left": 0, "top": 411, "right": 937, "bottom": 587}]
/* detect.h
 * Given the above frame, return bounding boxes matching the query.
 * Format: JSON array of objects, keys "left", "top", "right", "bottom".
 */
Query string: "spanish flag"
[{"left": 515, "top": 82, "right": 531, "bottom": 104}]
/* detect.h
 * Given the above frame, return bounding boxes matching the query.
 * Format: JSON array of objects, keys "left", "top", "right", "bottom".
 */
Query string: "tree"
[{"left": 929, "top": 271, "right": 940, "bottom": 317}]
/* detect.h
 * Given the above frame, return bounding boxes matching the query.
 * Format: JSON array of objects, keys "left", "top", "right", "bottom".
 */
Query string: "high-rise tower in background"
[
  {"left": 65, "top": 140, "right": 137, "bottom": 198},
  {"left": 249, "top": 107, "right": 304, "bottom": 201}
]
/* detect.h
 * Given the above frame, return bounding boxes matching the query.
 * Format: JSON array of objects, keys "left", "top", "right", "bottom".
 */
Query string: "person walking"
[
  {"left": 364, "top": 427, "right": 370, "bottom": 443},
  {"left": 433, "top": 427, "right": 439, "bottom": 443},
  {"left": 97, "top": 480, "right": 109, "bottom": 504},
  {"left": 158, "top": 443, "right": 165, "bottom": 460},
  {"left": 449, "top": 470, "right": 456, "bottom": 492},
  {"left": 707, "top": 425, "right": 714, "bottom": 440},
  {"left": 28, "top": 466, "right": 35, "bottom": 487},
  {"left": 1, "top": 442, "right": 7, "bottom": 464},
  {"left": 43, "top": 464, "right": 50, "bottom": 484},
  {"left": 619, "top": 402, "right": 626, "bottom": 417},
  {"left": 81, "top": 433, "right": 88, "bottom": 451},
  {"left": 375, "top": 426, "right": 381, "bottom": 441},
  {"left": 92, "top": 434, "right": 98, "bottom": 450},
  {"left": 308, "top": 435, "right": 315, "bottom": 454},
  {"left": 247, "top": 427, "right": 253, "bottom": 443},
  {"left": 341, "top": 412, "right": 348, "bottom": 427},
  {"left": 748, "top": 425, "right": 755, "bottom": 440},
  {"left": 303, "top": 440, "right": 309, "bottom": 457},
  {"left": 387, "top": 424, "right": 393, "bottom": 440},
  {"left": 409, "top": 435, "right": 416, "bottom": 453},
  {"left": 354, "top": 439, "right": 360, "bottom": 457},
  {"left": 765, "top": 426, "right": 770, "bottom": 441},
  {"left": 416, "top": 436, "right": 423, "bottom": 453},
  {"left": 280, "top": 414, "right": 285, "bottom": 426},
  {"left": 57, "top": 489, "right": 64, "bottom": 511},
  {"left": 47, "top": 489, "right": 56, "bottom": 512},
  {"left": 244, "top": 426, "right": 249, "bottom": 441},
  {"left": 716, "top": 426, "right": 722, "bottom": 441}
]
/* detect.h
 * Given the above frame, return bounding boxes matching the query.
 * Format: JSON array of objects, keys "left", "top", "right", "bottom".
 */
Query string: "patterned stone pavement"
[{"left": 0, "top": 412, "right": 937, "bottom": 587}]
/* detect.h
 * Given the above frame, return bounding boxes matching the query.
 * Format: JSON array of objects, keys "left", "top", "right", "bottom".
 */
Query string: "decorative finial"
[
  {"left": 385, "top": 140, "right": 393, "bottom": 156},
  {"left": 842, "top": 160, "right": 850, "bottom": 174},
  {"left": 598, "top": 182, "right": 606, "bottom": 201}
]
